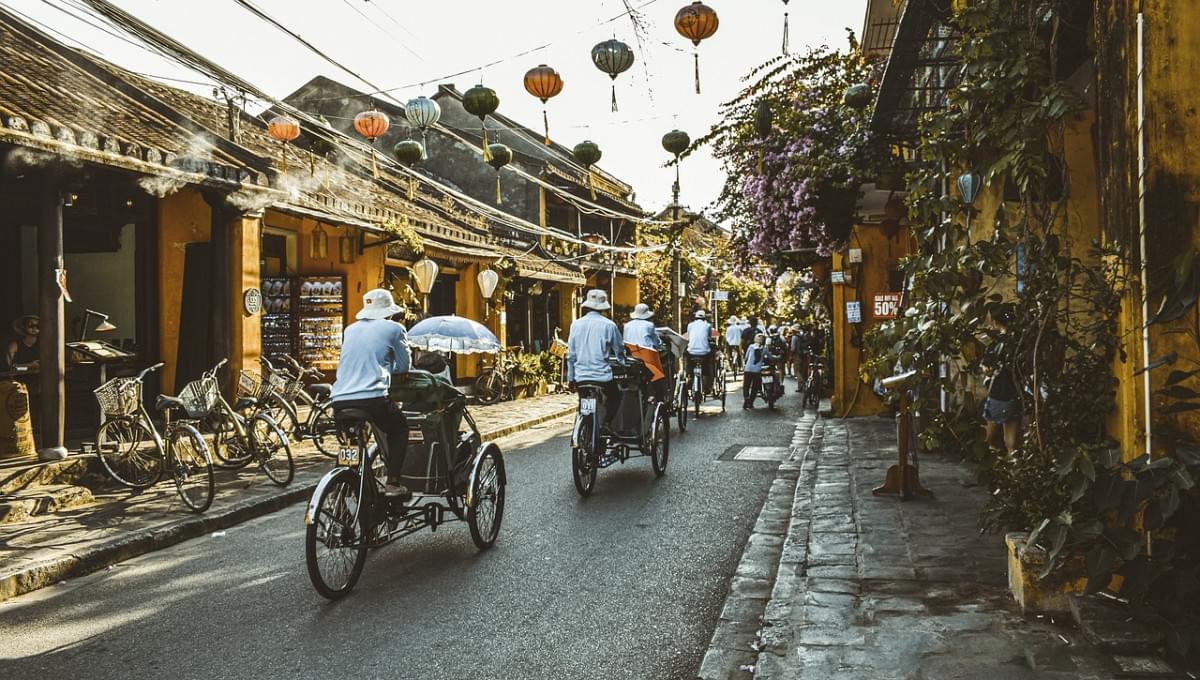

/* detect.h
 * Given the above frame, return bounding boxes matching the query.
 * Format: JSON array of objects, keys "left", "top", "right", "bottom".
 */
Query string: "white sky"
[{"left": 6, "top": 0, "right": 866, "bottom": 216}]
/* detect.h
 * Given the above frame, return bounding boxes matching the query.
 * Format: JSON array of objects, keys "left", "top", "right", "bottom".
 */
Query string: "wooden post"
[
  {"left": 873, "top": 370, "right": 932, "bottom": 500},
  {"left": 38, "top": 181, "right": 67, "bottom": 460}
]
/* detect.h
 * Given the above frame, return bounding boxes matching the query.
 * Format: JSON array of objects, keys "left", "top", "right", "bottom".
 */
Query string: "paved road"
[{"left": 1, "top": 381, "right": 806, "bottom": 679}]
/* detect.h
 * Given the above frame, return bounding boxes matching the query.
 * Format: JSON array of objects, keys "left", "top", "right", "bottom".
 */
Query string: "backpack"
[{"left": 769, "top": 336, "right": 787, "bottom": 357}]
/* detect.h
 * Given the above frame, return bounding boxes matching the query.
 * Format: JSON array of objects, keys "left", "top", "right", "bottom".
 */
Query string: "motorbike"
[{"left": 760, "top": 361, "right": 785, "bottom": 409}]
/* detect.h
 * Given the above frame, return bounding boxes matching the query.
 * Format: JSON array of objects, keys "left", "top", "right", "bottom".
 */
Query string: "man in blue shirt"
[
  {"left": 332, "top": 288, "right": 411, "bottom": 499},
  {"left": 567, "top": 289, "right": 626, "bottom": 427},
  {"left": 686, "top": 309, "right": 715, "bottom": 394}
]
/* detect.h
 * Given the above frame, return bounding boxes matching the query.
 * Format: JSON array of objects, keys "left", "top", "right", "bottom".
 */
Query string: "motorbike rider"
[
  {"left": 331, "top": 289, "right": 411, "bottom": 500},
  {"left": 686, "top": 309, "right": 716, "bottom": 394},
  {"left": 567, "top": 289, "right": 627, "bottom": 429}
]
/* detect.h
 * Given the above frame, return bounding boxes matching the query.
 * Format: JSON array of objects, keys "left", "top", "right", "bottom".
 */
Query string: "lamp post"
[
  {"left": 411, "top": 258, "right": 439, "bottom": 316},
  {"left": 663, "top": 129, "right": 691, "bottom": 330}
]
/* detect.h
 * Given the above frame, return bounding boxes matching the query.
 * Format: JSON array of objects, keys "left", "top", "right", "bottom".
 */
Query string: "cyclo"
[
  {"left": 571, "top": 354, "right": 670, "bottom": 497},
  {"left": 304, "top": 371, "right": 505, "bottom": 599}
]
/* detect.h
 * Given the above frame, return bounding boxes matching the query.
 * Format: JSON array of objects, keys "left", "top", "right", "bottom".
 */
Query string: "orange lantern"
[
  {"left": 267, "top": 115, "right": 300, "bottom": 177},
  {"left": 674, "top": 1, "right": 719, "bottom": 94},
  {"left": 524, "top": 64, "right": 564, "bottom": 145},
  {"left": 353, "top": 109, "right": 390, "bottom": 177}
]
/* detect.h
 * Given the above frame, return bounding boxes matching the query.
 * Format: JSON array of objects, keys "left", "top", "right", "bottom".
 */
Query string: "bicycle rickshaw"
[
  {"left": 657, "top": 328, "right": 690, "bottom": 433},
  {"left": 304, "top": 370, "right": 505, "bottom": 599},
  {"left": 571, "top": 356, "right": 669, "bottom": 497}
]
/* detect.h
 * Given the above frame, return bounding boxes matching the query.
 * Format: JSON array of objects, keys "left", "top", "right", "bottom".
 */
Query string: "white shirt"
[
  {"left": 686, "top": 319, "right": 713, "bottom": 355},
  {"left": 725, "top": 324, "right": 742, "bottom": 346},
  {"left": 623, "top": 318, "right": 661, "bottom": 350}
]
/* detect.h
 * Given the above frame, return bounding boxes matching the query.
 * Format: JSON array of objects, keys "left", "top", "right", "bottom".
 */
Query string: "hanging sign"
[
  {"left": 846, "top": 301, "right": 863, "bottom": 324},
  {"left": 711, "top": 290, "right": 729, "bottom": 301},
  {"left": 873, "top": 293, "right": 902, "bottom": 320}
]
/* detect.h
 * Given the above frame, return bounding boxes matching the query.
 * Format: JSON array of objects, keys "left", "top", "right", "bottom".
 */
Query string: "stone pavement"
[
  {"left": 702, "top": 413, "right": 1119, "bottom": 679},
  {"left": 0, "top": 392, "right": 575, "bottom": 602}
]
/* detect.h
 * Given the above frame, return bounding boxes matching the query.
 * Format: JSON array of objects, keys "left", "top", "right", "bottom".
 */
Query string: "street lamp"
[
  {"left": 477, "top": 267, "right": 500, "bottom": 320},
  {"left": 411, "top": 258, "right": 439, "bottom": 315},
  {"left": 957, "top": 170, "right": 983, "bottom": 244}
]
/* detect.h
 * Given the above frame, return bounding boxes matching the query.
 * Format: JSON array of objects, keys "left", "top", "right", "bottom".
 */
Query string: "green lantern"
[
  {"left": 393, "top": 140, "right": 425, "bottom": 165},
  {"left": 573, "top": 140, "right": 602, "bottom": 200},
  {"left": 487, "top": 143, "right": 513, "bottom": 205},
  {"left": 843, "top": 83, "right": 873, "bottom": 110},
  {"left": 463, "top": 84, "right": 501, "bottom": 160},
  {"left": 662, "top": 129, "right": 691, "bottom": 157}
]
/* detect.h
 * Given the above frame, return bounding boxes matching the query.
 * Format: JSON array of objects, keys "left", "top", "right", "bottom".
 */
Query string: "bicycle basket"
[
  {"left": 282, "top": 375, "right": 306, "bottom": 402},
  {"left": 94, "top": 377, "right": 142, "bottom": 417},
  {"left": 237, "top": 370, "right": 265, "bottom": 400},
  {"left": 266, "top": 369, "right": 290, "bottom": 398},
  {"left": 178, "top": 375, "right": 220, "bottom": 419},
  {"left": 549, "top": 338, "right": 568, "bottom": 359}
]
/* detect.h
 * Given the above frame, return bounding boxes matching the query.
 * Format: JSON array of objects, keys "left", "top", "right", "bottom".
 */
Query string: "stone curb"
[
  {"left": 696, "top": 413, "right": 819, "bottom": 680},
  {"left": 0, "top": 406, "right": 576, "bottom": 603}
]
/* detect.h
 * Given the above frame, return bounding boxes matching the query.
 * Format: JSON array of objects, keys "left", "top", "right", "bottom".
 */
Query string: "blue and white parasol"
[{"left": 406, "top": 315, "right": 501, "bottom": 354}]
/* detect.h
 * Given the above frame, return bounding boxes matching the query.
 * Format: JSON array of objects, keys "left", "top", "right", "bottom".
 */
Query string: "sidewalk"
[
  {"left": 701, "top": 414, "right": 1119, "bottom": 679},
  {"left": 0, "top": 392, "right": 575, "bottom": 602}
]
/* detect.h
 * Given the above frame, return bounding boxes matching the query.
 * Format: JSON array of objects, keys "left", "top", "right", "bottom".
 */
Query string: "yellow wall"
[
  {"left": 158, "top": 188, "right": 211, "bottom": 392},
  {"left": 613, "top": 274, "right": 639, "bottom": 311},
  {"left": 230, "top": 214, "right": 262, "bottom": 386},
  {"left": 455, "top": 262, "right": 486, "bottom": 380},
  {"left": 832, "top": 224, "right": 910, "bottom": 417}
]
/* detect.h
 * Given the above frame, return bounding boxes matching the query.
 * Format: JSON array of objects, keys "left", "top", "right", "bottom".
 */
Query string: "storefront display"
[
  {"left": 261, "top": 277, "right": 295, "bottom": 359},
  {"left": 298, "top": 275, "right": 345, "bottom": 371}
]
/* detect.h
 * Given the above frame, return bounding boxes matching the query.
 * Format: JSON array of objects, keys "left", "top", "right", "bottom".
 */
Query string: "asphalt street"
[{"left": 1, "top": 379, "right": 805, "bottom": 680}]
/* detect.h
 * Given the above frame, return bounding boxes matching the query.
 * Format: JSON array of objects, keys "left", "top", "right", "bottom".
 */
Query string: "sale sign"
[{"left": 873, "top": 293, "right": 902, "bottom": 320}]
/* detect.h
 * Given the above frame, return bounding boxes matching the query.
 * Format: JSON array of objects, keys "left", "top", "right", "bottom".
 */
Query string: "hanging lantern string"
[
  {"left": 611, "top": 83, "right": 619, "bottom": 113},
  {"left": 782, "top": 10, "right": 789, "bottom": 55},
  {"left": 496, "top": 171, "right": 503, "bottom": 205},
  {"left": 481, "top": 124, "right": 492, "bottom": 161},
  {"left": 693, "top": 49, "right": 701, "bottom": 95},
  {"left": 543, "top": 107, "right": 551, "bottom": 146}
]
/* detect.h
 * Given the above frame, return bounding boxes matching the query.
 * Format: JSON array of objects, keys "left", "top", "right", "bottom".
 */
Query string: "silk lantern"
[
  {"left": 591, "top": 39, "right": 635, "bottom": 112},
  {"left": 674, "top": 2, "right": 719, "bottom": 94},
  {"left": 524, "top": 65, "right": 564, "bottom": 145}
]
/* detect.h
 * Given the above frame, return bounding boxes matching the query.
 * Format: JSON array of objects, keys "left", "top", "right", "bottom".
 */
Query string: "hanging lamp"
[
  {"left": 353, "top": 109, "right": 390, "bottom": 177},
  {"left": 462, "top": 84, "right": 500, "bottom": 161},
  {"left": 523, "top": 65, "right": 564, "bottom": 145},
  {"left": 266, "top": 114, "right": 300, "bottom": 177},
  {"left": 404, "top": 96, "right": 440, "bottom": 159},
  {"left": 662, "top": 129, "right": 691, "bottom": 192},
  {"left": 573, "top": 140, "right": 602, "bottom": 200},
  {"left": 781, "top": 0, "right": 790, "bottom": 55},
  {"left": 674, "top": 2, "right": 719, "bottom": 94},
  {"left": 843, "top": 83, "right": 873, "bottom": 110},
  {"left": 487, "top": 143, "right": 513, "bottom": 205},
  {"left": 591, "top": 39, "right": 635, "bottom": 112}
]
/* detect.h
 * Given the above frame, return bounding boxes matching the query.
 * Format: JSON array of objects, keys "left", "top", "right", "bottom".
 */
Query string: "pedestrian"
[
  {"left": 5, "top": 315, "right": 39, "bottom": 371},
  {"left": 739, "top": 315, "right": 760, "bottom": 352},
  {"left": 743, "top": 332, "right": 772, "bottom": 408},
  {"left": 331, "top": 289, "right": 412, "bottom": 501}
]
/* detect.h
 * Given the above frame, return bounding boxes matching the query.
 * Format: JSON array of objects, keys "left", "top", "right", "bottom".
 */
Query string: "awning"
[
  {"left": 419, "top": 236, "right": 502, "bottom": 264},
  {"left": 496, "top": 244, "right": 586, "bottom": 286}
]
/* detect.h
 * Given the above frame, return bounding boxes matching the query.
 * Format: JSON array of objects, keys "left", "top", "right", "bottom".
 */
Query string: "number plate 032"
[
  {"left": 337, "top": 447, "right": 360, "bottom": 467},
  {"left": 580, "top": 397, "right": 597, "bottom": 415},
  {"left": 763, "top": 376, "right": 774, "bottom": 384}
]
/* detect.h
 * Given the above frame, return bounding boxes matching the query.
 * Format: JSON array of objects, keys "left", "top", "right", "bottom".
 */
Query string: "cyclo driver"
[
  {"left": 567, "top": 289, "right": 627, "bottom": 431},
  {"left": 686, "top": 309, "right": 715, "bottom": 394},
  {"left": 330, "top": 288, "right": 412, "bottom": 501}
]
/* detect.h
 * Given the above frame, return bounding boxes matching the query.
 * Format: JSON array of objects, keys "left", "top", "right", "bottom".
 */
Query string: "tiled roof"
[{"left": 0, "top": 9, "right": 269, "bottom": 189}]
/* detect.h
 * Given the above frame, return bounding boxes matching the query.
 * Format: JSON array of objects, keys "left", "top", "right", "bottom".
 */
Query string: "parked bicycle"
[
  {"left": 472, "top": 344, "right": 523, "bottom": 405},
  {"left": 802, "top": 353, "right": 826, "bottom": 410},
  {"left": 198, "top": 360, "right": 295, "bottom": 485},
  {"left": 93, "top": 363, "right": 215, "bottom": 513},
  {"left": 262, "top": 354, "right": 338, "bottom": 457}
]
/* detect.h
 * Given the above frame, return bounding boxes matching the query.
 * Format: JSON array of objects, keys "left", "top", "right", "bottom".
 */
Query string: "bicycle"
[
  {"left": 802, "top": 353, "right": 826, "bottom": 410},
  {"left": 265, "top": 354, "right": 338, "bottom": 457},
  {"left": 93, "top": 363, "right": 215, "bottom": 513},
  {"left": 200, "top": 360, "right": 295, "bottom": 485},
  {"left": 472, "top": 345, "right": 522, "bottom": 405}
]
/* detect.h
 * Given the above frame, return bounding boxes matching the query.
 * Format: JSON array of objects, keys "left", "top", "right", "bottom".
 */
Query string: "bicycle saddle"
[
  {"left": 307, "top": 383, "right": 332, "bottom": 398},
  {"left": 234, "top": 396, "right": 258, "bottom": 411},
  {"left": 155, "top": 395, "right": 187, "bottom": 413},
  {"left": 334, "top": 408, "right": 373, "bottom": 424}
]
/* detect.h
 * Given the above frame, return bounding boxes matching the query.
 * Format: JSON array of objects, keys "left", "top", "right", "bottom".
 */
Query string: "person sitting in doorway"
[{"left": 5, "top": 315, "right": 39, "bottom": 371}]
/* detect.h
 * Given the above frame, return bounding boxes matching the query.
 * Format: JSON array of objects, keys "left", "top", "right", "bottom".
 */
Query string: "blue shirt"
[
  {"left": 331, "top": 319, "right": 411, "bottom": 402},
  {"left": 744, "top": 343, "right": 774, "bottom": 373},
  {"left": 623, "top": 319, "right": 661, "bottom": 350},
  {"left": 686, "top": 319, "right": 713, "bottom": 355},
  {"left": 725, "top": 325, "right": 742, "bottom": 346},
  {"left": 567, "top": 311, "right": 626, "bottom": 383}
]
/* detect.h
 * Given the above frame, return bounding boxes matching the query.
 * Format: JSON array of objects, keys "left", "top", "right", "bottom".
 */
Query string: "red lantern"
[
  {"left": 353, "top": 110, "right": 390, "bottom": 177},
  {"left": 524, "top": 64, "right": 564, "bottom": 145},
  {"left": 267, "top": 115, "right": 301, "bottom": 177},
  {"left": 675, "top": 2, "right": 719, "bottom": 94}
]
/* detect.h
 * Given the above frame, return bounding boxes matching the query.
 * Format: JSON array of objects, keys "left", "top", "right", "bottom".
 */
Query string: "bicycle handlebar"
[{"left": 136, "top": 362, "right": 165, "bottom": 381}]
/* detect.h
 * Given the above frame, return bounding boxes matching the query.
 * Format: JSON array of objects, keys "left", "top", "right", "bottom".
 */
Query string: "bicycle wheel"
[
  {"left": 305, "top": 470, "right": 368, "bottom": 599},
  {"left": 262, "top": 394, "right": 299, "bottom": 437},
  {"left": 250, "top": 414, "right": 294, "bottom": 486},
  {"left": 95, "top": 417, "right": 163, "bottom": 489},
  {"left": 676, "top": 379, "right": 688, "bottom": 433},
  {"left": 693, "top": 373, "right": 703, "bottom": 416},
  {"left": 572, "top": 416, "right": 597, "bottom": 497},
  {"left": 209, "top": 410, "right": 254, "bottom": 469},
  {"left": 168, "top": 423, "right": 214, "bottom": 513},
  {"left": 467, "top": 446, "right": 506, "bottom": 550},
  {"left": 650, "top": 405, "right": 669, "bottom": 477},
  {"left": 310, "top": 401, "right": 339, "bottom": 458},
  {"left": 473, "top": 370, "right": 503, "bottom": 405}
]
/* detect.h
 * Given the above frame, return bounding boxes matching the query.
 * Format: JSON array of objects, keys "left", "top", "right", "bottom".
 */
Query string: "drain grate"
[{"left": 719, "top": 445, "right": 791, "bottom": 462}]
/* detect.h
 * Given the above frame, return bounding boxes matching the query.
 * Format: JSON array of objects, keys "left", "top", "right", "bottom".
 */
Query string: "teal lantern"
[
  {"left": 662, "top": 129, "right": 690, "bottom": 157},
  {"left": 573, "top": 140, "right": 602, "bottom": 199},
  {"left": 843, "top": 83, "right": 873, "bottom": 110},
  {"left": 463, "top": 84, "right": 500, "bottom": 161},
  {"left": 392, "top": 140, "right": 425, "bottom": 165},
  {"left": 487, "top": 143, "right": 513, "bottom": 205}
]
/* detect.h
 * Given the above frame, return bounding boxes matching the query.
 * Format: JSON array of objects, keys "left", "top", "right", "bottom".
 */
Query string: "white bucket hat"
[
  {"left": 357, "top": 288, "right": 404, "bottom": 320},
  {"left": 694, "top": 309, "right": 707, "bottom": 319},
  {"left": 726, "top": 316, "right": 740, "bottom": 326},
  {"left": 629, "top": 303, "right": 654, "bottom": 320},
  {"left": 581, "top": 289, "right": 611, "bottom": 311}
]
